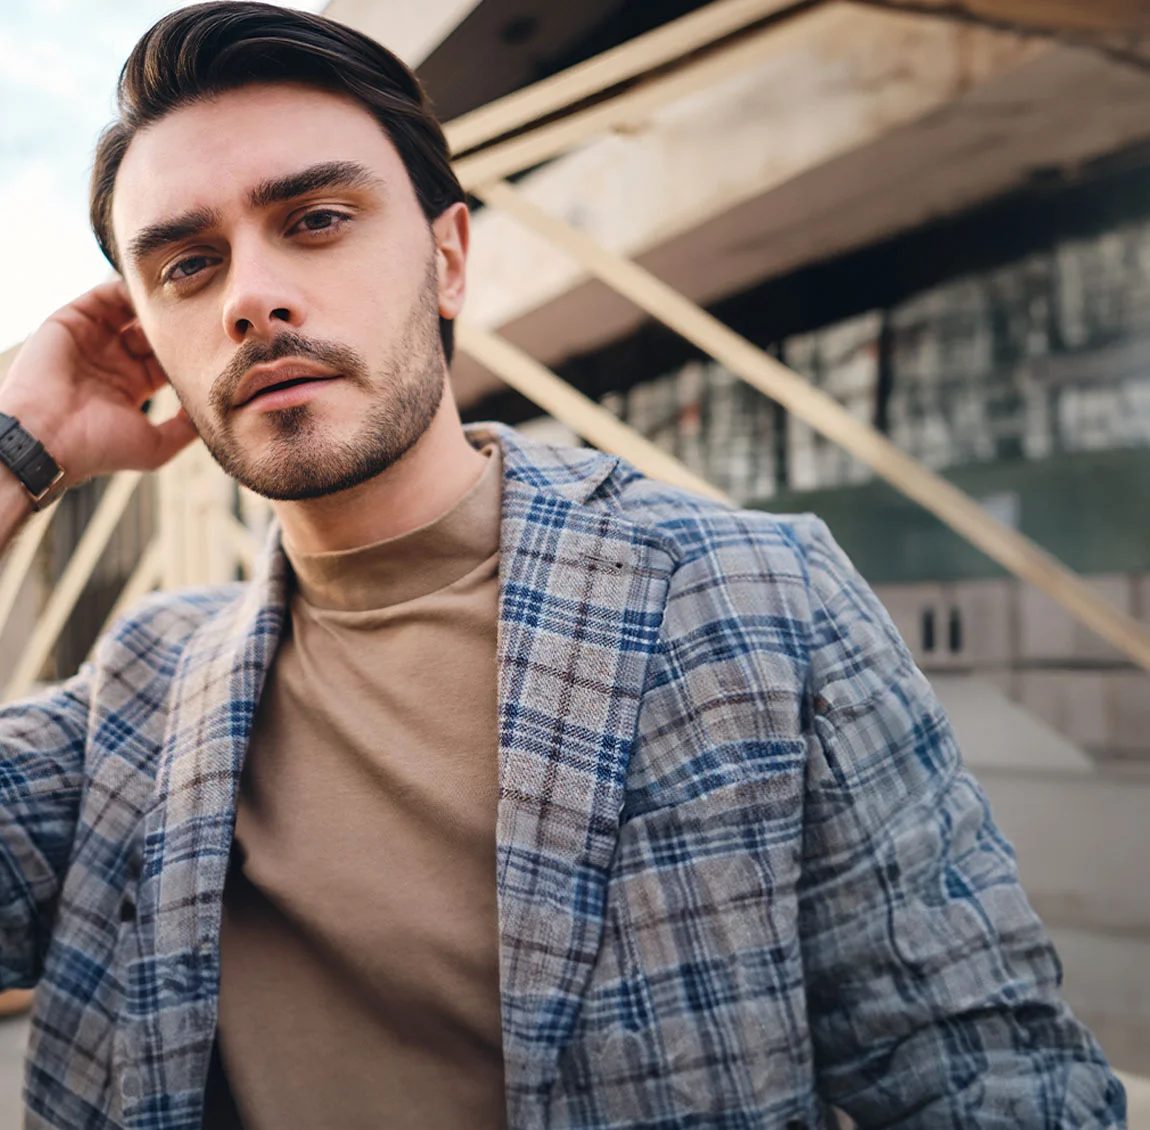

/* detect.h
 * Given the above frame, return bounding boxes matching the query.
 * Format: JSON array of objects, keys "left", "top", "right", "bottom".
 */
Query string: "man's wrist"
[{"left": 0, "top": 412, "right": 67, "bottom": 511}]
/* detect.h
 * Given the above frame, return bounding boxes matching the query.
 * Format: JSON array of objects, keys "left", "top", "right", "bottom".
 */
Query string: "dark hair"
[{"left": 90, "top": 1, "right": 464, "bottom": 361}]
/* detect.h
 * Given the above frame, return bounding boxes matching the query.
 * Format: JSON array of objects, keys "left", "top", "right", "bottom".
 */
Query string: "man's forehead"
[{"left": 112, "top": 83, "right": 403, "bottom": 235}]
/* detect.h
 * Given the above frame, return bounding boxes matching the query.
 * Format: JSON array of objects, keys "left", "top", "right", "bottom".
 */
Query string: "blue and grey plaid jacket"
[{"left": 1, "top": 425, "right": 1123, "bottom": 1129}]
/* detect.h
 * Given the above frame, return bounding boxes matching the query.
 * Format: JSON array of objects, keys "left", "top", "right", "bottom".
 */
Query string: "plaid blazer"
[{"left": 1, "top": 425, "right": 1123, "bottom": 1129}]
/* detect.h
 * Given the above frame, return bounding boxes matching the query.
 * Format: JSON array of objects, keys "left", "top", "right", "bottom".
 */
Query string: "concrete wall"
[
  {"left": 605, "top": 212, "right": 1150, "bottom": 507},
  {"left": 871, "top": 574, "right": 1150, "bottom": 764}
]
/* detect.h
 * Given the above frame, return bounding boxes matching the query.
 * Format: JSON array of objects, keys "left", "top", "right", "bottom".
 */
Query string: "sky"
[{"left": 0, "top": 0, "right": 327, "bottom": 354}]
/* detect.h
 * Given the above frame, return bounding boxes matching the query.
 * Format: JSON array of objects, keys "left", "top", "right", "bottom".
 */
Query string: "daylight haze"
[{"left": 0, "top": 0, "right": 326, "bottom": 354}]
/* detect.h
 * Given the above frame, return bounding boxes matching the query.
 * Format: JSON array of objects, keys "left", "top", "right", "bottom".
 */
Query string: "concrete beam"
[
  {"left": 444, "top": 0, "right": 802, "bottom": 158},
  {"left": 455, "top": 3, "right": 1044, "bottom": 402},
  {"left": 321, "top": 0, "right": 483, "bottom": 65},
  {"left": 861, "top": 0, "right": 1150, "bottom": 38},
  {"left": 859, "top": 0, "right": 1150, "bottom": 68},
  {"left": 455, "top": 10, "right": 1150, "bottom": 407}
]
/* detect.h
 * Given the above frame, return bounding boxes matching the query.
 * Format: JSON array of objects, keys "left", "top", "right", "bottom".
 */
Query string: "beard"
[{"left": 185, "top": 262, "right": 445, "bottom": 502}]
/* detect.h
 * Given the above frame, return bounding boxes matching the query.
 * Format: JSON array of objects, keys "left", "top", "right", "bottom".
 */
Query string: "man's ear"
[{"left": 432, "top": 202, "right": 469, "bottom": 320}]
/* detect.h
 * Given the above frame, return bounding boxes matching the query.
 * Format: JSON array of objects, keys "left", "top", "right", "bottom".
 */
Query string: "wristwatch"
[{"left": 0, "top": 413, "right": 67, "bottom": 511}]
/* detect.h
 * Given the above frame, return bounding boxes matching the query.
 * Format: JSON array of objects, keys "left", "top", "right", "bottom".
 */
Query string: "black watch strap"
[{"left": 0, "top": 413, "right": 66, "bottom": 510}]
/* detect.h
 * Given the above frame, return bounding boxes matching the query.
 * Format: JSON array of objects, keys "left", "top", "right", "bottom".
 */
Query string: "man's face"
[{"left": 112, "top": 82, "right": 466, "bottom": 500}]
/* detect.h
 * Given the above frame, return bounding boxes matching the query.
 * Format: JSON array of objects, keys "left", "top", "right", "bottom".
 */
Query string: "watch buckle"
[{"left": 28, "top": 467, "right": 67, "bottom": 512}]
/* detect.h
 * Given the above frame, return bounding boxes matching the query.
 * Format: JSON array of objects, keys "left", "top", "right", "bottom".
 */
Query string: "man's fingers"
[
  {"left": 151, "top": 408, "right": 199, "bottom": 465},
  {"left": 118, "top": 321, "right": 153, "bottom": 362},
  {"left": 66, "top": 281, "right": 137, "bottom": 334},
  {"left": 108, "top": 328, "right": 168, "bottom": 403},
  {"left": 88, "top": 278, "right": 135, "bottom": 314},
  {"left": 141, "top": 355, "right": 170, "bottom": 394}
]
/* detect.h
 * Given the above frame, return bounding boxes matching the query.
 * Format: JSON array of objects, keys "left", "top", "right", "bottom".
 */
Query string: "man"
[{"left": 0, "top": 3, "right": 1125, "bottom": 1128}]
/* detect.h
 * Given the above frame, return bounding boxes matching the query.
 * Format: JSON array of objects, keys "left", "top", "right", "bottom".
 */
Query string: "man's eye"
[
  {"left": 292, "top": 210, "right": 351, "bottom": 235},
  {"left": 165, "top": 255, "right": 214, "bottom": 282}
]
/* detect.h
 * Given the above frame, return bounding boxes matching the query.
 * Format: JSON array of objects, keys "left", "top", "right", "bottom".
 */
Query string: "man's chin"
[
  {"left": 199, "top": 354, "right": 446, "bottom": 502},
  {"left": 202, "top": 425, "right": 426, "bottom": 503},
  {"left": 221, "top": 456, "right": 391, "bottom": 503}
]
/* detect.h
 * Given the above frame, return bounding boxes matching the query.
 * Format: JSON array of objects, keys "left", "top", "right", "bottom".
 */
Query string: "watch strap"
[{"left": 0, "top": 413, "right": 66, "bottom": 510}]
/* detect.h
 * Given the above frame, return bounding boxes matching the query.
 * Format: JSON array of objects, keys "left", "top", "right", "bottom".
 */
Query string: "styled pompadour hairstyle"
[{"left": 89, "top": 0, "right": 465, "bottom": 361}]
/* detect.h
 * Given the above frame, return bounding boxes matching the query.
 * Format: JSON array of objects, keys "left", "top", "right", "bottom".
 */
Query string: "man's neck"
[{"left": 272, "top": 399, "right": 490, "bottom": 555}]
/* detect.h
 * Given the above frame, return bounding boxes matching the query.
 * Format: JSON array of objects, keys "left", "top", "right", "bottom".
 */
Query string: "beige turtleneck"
[{"left": 205, "top": 447, "right": 506, "bottom": 1130}]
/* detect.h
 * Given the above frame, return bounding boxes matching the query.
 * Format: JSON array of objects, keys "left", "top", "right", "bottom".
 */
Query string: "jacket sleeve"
[
  {"left": 794, "top": 518, "right": 1125, "bottom": 1128},
  {"left": 0, "top": 670, "right": 90, "bottom": 989}
]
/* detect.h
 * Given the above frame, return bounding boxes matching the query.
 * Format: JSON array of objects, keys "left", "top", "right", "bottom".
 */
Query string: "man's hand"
[{"left": 0, "top": 279, "right": 198, "bottom": 488}]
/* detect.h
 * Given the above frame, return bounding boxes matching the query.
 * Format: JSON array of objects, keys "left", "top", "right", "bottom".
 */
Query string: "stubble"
[{"left": 186, "top": 262, "right": 445, "bottom": 501}]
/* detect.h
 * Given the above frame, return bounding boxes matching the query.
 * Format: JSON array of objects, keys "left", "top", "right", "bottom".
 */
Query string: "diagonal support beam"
[
  {"left": 96, "top": 534, "right": 163, "bottom": 644},
  {"left": 5, "top": 470, "right": 142, "bottom": 702},
  {"left": 0, "top": 508, "right": 53, "bottom": 644},
  {"left": 456, "top": 322, "right": 728, "bottom": 504},
  {"left": 473, "top": 177, "right": 1150, "bottom": 672}
]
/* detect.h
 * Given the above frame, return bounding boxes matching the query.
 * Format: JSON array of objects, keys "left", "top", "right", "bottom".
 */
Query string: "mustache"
[{"left": 209, "top": 331, "right": 369, "bottom": 414}]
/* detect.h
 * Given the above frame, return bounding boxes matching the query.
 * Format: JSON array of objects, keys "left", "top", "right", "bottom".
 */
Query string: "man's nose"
[{"left": 221, "top": 243, "right": 307, "bottom": 343}]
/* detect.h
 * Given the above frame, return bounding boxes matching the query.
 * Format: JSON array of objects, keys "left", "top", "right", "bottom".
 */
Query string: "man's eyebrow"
[
  {"left": 127, "top": 206, "right": 221, "bottom": 268},
  {"left": 247, "top": 160, "right": 385, "bottom": 209},
  {"left": 125, "top": 162, "right": 383, "bottom": 269}
]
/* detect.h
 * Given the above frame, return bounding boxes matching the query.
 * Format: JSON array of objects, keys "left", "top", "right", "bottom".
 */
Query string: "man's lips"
[{"left": 233, "top": 360, "right": 341, "bottom": 408}]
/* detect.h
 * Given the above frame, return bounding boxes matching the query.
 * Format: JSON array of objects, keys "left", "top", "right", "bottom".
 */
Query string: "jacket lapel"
[
  {"left": 491, "top": 428, "right": 676, "bottom": 1123},
  {"left": 134, "top": 534, "right": 288, "bottom": 1102}
]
